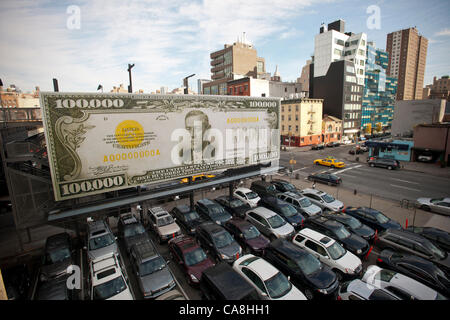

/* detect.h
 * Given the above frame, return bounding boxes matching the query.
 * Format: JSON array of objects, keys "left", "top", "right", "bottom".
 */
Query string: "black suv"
[
  {"left": 258, "top": 196, "right": 305, "bottom": 230},
  {"left": 271, "top": 179, "right": 300, "bottom": 194},
  {"left": 40, "top": 233, "right": 74, "bottom": 283},
  {"left": 376, "top": 229, "right": 450, "bottom": 275},
  {"left": 195, "top": 199, "right": 232, "bottom": 226},
  {"left": 195, "top": 222, "right": 242, "bottom": 264},
  {"left": 199, "top": 262, "right": 259, "bottom": 300},
  {"left": 263, "top": 239, "right": 339, "bottom": 300},
  {"left": 303, "top": 215, "right": 370, "bottom": 258},
  {"left": 343, "top": 206, "right": 402, "bottom": 233},
  {"left": 117, "top": 213, "right": 149, "bottom": 253},
  {"left": 250, "top": 180, "right": 280, "bottom": 198},
  {"left": 376, "top": 249, "right": 450, "bottom": 298},
  {"left": 170, "top": 205, "right": 205, "bottom": 235},
  {"left": 406, "top": 226, "right": 450, "bottom": 252},
  {"left": 214, "top": 195, "right": 251, "bottom": 219},
  {"left": 367, "top": 157, "right": 400, "bottom": 170},
  {"left": 307, "top": 172, "right": 342, "bottom": 186},
  {"left": 320, "top": 212, "right": 375, "bottom": 242}
]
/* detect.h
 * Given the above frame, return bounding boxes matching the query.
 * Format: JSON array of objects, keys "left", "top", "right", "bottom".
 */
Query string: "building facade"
[
  {"left": 280, "top": 98, "right": 323, "bottom": 147},
  {"left": 386, "top": 27, "right": 428, "bottom": 100},
  {"left": 423, "top": 76, "right": 450, "bottom": 101},
  {"left": 226, "top": 77, "right": 304, "bottom": 99},
  {"left": 297, "top": 59, "right": 312, "bottom": 92},
  {"left": 361, "top": 42, "right": 398, "bottom": 134},
  {"left": 413, "top": 123, "right": 450, "bottom": 165},
  {"left": 322, "top": 115, "right": 342, "bottom": 144}
]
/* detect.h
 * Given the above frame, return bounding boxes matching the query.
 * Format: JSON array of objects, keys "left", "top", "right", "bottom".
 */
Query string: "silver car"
[
  {"left": 277, "top": 191, "right": 322, "bottom": 217},
  {"left": 85, "top": 220, "right": 118, "bottom": 262},
  {"left": 416, "top": 197, "right": 450, "bottom": 216},
  {"left": 245, "top": 207, "right": 295, "bottom": 241},
  {"left": 300, "top": 188, "right": 344, "bottom": 212}
]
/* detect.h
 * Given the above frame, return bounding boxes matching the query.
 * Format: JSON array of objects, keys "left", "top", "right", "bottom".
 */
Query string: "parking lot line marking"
[
  {"left": 390, "top": 178, "right": 420, "bottom": 185},
  {"left": 390, "top": 184, "right": 421, "bottom": 192}
]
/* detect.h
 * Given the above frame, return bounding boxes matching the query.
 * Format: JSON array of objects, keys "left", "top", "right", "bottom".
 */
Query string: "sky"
[{"left": 0, "top": 0, "right": 449, "bottom": 94}]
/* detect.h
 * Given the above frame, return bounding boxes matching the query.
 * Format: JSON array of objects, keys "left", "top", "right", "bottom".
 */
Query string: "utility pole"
[
  {"left": 183, "top": 74, "right": 195, "bottom": 94},
  {"left": 127, "top": 63, "right": 135, "bottom": 93}
]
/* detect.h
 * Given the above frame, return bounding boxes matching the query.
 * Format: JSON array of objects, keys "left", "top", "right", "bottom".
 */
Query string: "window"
[
  {"left": 281, "top": 115, "right": 284, "bottom": 121},
  {"left": 295, "top": 115, "right": 298, "bottom": 121},
  {"left": 304, "top": 240, "right": 319, "bottom": 253},
  {"left": 294, "top": 235, "right": 305, "bottom": 243},
  {"left": 334, "top": 48, "right": 342, "bottom": 55},
  {"left": 295, "top": 125, "right": 299, "bottom": 132},
  {"left": 242, "top": 268, "right": 267, "bottom": 293},
  {"left": 296, "top": 105, "right": 299, "bottom": 112}
]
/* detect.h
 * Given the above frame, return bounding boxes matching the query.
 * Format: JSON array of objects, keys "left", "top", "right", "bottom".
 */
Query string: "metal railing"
[{"left": 0, "top": 107, "right": 42, "bottom": 123}]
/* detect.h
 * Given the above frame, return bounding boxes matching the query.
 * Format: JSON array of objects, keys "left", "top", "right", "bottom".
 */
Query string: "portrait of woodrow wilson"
[{"left": 180, "top": 110, "right": 215, "bottom": 164}]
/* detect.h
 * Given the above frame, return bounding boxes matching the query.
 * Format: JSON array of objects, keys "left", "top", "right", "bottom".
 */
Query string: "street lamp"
[
  {"left": 127, "top": 63, "right": 135, "bottom": 93},
  {"left": 183, "top": 74, "right": 195, "bottom": 94}
]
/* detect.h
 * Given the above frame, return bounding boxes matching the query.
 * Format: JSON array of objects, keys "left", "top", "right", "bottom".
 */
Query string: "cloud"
[{"left": 435, "top": 28, "right": 450, "bottom": 37}]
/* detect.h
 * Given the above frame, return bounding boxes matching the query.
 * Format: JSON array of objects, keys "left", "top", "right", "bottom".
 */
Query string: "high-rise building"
[
  {"left": 361, "top": 42, "right": 398, "bottom": 134},
  {"left": 297, "top": 59, "right": 312, "bottom": 92},
  {"left": 197, "top": 79, "right": 211, "bottom": 95},
  {"left": 386, "top": 27, "right": 428, "bottom": 100},
  {"left": 203, "top": 33, "right": 266, "bottom": 95}
]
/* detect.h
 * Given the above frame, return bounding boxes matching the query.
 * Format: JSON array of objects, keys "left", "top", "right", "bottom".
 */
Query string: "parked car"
[
  {"left": 320, "top": 211, "right": 375, "bottom": 242},
  {"left": 85, "top": 219, "right": 118, "bottom": 262},
  {"left": 417, "top": 151, "right": 433, "bottom": 163},
  {"left": 415, "top": 197, "right": 450, "bottom": 216},
  {"left": 367, "top": 157, "right": 400, "bottom": 170},
  {"left": 313, "top": 157, "right": 345, "bottom": 168},
  {"left": 224, "top": 218, "right": 270, "bottom": 255},
  {"left": 232, "top": 254, "right": 307, "bottom": 300},
  {"left": 37, "top": 275, "right": 74, "bottom": 300},
  {"left": 302, "top": 215, "right": 370, "bottom": 258},
  {"left": 343, "top": 206, "right": 402, "bottom": 233},
  {"left": 233, "top": 187, "right": 261, "bottom": 208},
  {"left": 199, "top": 262, "right": 260, "bottom": 300},
  {"left": 307, "top": 172, "right": 342, "bottom": 186},
  {"left": 300, "top": 188, "right": 344, "bottom": 212},
  {"left": 326, "top": 142, "right": 341, "bottom": 147},
  {"left": 348, "top": 147, "right": 364, "bottom": 155},
  {"left": 263, "top": 239, "right": 339, "bottom": 300},
  {"left": 277, "top": 191, "right": 322, "bottom": 217},
  {"left": 195, "top": 222, "right": 242, "bottom": 264},
  {"left": 170, "top": 205, "right": 205, "bottom": 236},
  {"left": 362, "top": 265, "right": 446, "bottom": 300},
  {"left": 40, "top": 232, "right": 74, "bottom": 282},
  {"left": 376, "top": 249, "right": 450, "bottom": 297},
  {"left": 214, "top": 195, "right": 251, "bottom": 219},
  {"left": 292, "top": 228, "right": 363, "bottom": 281},
  {"left": 271, "top": 179, "right": 301, "bottom": 195},
  {"left": 147, "top": 207, "right": 182, "bottom": 243},
  {"left": 117, "top": 213, "right": 149, "bottom": 253},
  {"left": 311, "top": 143, "right": 325, "bottom": 150},
  {"left": 154, "top": 289, "right": 186, "bottom": 300},
  {"left": 89, "top": 253, "right": 133, "bottom": 300},
  {"left": 258, "top": 196, "right": 305, "bottom": 230},
  {"left": 129, "top": 240, "right": 175, "bottom": 299},
  {"left": 338, "top": 279, "right": 399, "bottom": 300},
  {"left": 245, "top": 207, "right": 295, "bottom": 241},
  {"left": 406, "top": 226, "right": 450, "bottom": 252},
  {"left": 376, "top": 229, "right": 450, "bottom": 275},
  {"left": 250, "top": 180, "right": 281, "bottom": 198},
  {"left": 195, "top": 199, "right": 233, "bottom": 226},
  {"left": 168, "top": 235, "right": 215, "bottom": 286}
]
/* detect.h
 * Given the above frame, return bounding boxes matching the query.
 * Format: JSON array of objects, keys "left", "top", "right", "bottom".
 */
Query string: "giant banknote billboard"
[{"left": 40, "top": 93, "right": 280, "bottom": 201}]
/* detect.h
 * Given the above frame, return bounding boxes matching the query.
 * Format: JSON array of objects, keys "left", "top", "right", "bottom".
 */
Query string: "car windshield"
[
  {"left": 139, "top": 256, "right": 166, "bottom": 276},
  {"left": 327, "top": 242, "right": 346, "bottom": 260},
  {"left": 242, "top": 225, "right": 261, "bottom": 240},
  {"left": 212, "top": 231, "right": 235, "bottom": 248},
  {"left": 267, "top": 185, "right": 277, "bottom": 192},
  {"left": 423, "top": 240, "right": 447, "bottom": 260},
  {"left": 430, "top": 198, "right": 444, "bottom": 204},
  {"left": 93, "top": 276, "right": 126, "bottom": 300},
  {"left": 280, "top": 205, "right": 298, "bottom": 217},
  {"left": 124, "top": 224, "right": 145, "bottom": 238},
  {"left": 184, "top": 211, "right": 201, "bottom": 222},
  {"left": 322, "top": 194, "right": 335, "bottom": 203},
  {"left": 294, "top": 253, "right": 322, "bottom": 276},
  {"left": 89, "top": 234, "right": 115, "bottom": 250},
  {"left": 229, "top": 199, "right": 245, "bottom": 208},
  {"left": 264, "top": 272, "right": 292, "bottom": 299},
  {"left": 282, "top": 183, "right": 296, "bottom": 191},
  {"left": 245, "top": 192, "right": 259, "bottom": 200},
  {"left": 184, "top": 248, "right": 207, "bottom": 266},
  {"left": 346, "top": 216, "right": 363, "bottom": 229},
  {"left": 157, "top": 215, "right": 174, "bottom": 227},
  {"left": 332, "top": 226, "right": 351, "bottom": 240},
  {"left": 373, "top": 211, "right": 390, "bottom": 224},
  {"left": 267, "top": 215, "right": 287, "bottom": 229},
  {"left": 299, "top": 197, "right": 312, "bottom": 208},
  {"left": 47, "top": 247, "right": 71, "bottom": 264},
  {"left": 209, "top": 206, "right": 227, "bottom": 219}
]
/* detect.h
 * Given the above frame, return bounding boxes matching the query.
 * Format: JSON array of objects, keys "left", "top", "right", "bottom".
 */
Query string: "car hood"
[
  {"left": 246, "top": 236, "right": 270, "bottom": 251},
  {"left": 88, "top": 243, "right": 118, "bottom": 261},
  {"left": 159, "top": 223, "right": 181, "bottom": 236},
  {"left": 187, "top": 258, "right": 215, "bottom": 281},
  {"left": 140, "top": 267, "right": 174, "bottom": 295},
  {"left": 41, "top": 258, "right": 73, "bottom": 279},
  {"left": 307, "top": 266, "right": 337, "bottom": 290},
  {"left": 274, "top": 285, "right": 307, "bottom": 300},
  {"left": 354, "top": 224, "right": 375, "bottom": 239},
  {"left": 328, "top": 200, "right": 344, "bottom": 210},
  {"left": 217, "top": 242, "right": 241, "bottom": 258},
  {"left": 336, "top": 251, "right": 362, "bottom": 272},
  {"left": 303, "top": 204, "right": 322, "bottom": 216},
  {"left": 107, "top": 288, "right": 133, "bottom": 300},
  {"left": 186, "top": 218, "right": 205, "bottom": 230},
  {"left": 125, "top": 233, "right": 150, "bottom": 251},
  {"left": 417, "top": 198, "right": 432, "bottom": 205},
  {"left": 341, "top": 234, "right": 368, "bottom": 252},
  {"left": 273, "top": 223, "right": 295, "bottom": 237},
  {"left": 286, "top": 214, "right": 304, "bottom": 226}
]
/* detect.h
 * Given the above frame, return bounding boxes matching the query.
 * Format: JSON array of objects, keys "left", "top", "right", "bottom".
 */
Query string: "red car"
[{"left": 168, "top": 235, "right": 215, "bottom": 286}]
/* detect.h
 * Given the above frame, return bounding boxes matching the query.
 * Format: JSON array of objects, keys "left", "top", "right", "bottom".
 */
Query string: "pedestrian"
[{"left": 312, "top": 182, "right": 316, "bottom": 189}]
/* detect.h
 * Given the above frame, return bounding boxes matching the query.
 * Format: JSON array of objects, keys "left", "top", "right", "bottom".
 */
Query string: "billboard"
[{"left": 40, "top": 92, "right": 280, "bottom": 201}]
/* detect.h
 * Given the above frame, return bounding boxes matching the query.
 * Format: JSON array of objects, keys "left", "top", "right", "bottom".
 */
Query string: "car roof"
[
  {"left": 308, "top": 215, "right": 342, "bottom": 228},
  {"left": 394, "top": 252, "right": 443, "bottom": 273},
  {"left": 302, "top": 188, "right": 328, "bottom": 196},
  {"left": 235, "top": 187, "right": 253, "bottom": 193},
  {"left": 384, "top": 229, "right": 429, "bottom": 243},
  {"left": 91, "top": 254, "right": 118, "bottom": 275},
  {"left": 174, "top": 204, "right": 195, "bottom": 214},
  {"left": 132, "top": 241, "right": 158, "bottom": 261},
  {"left": 248, "top": 207, "right": 277, "bottom": 218},
  {"left": 119, "top": 213, "right": 139, "bottom": 225},
  {"left": 227, "top": 218, "right": 253, "bottom": 229},
  {"left": 262, "top": 196, "right": 288, "bottom": 205},
  {"left": 149, "top": 206, "right": 169, "bottom": 216},
  {"left": 271, "top": 179, "right": 291, "bottom": 185},
  {"left": 347, "top": 279, "right": 380, "bottom": 299},
  {"left": 198, "top": 198, "right": 218, "bottom": 206},
  {"left": 270, "top": 238, "right": 309, "bottom": 259},
  {"left": 88, "top": 220, "right": 110, "bottom": 237},
  {"left": 297, "top": 228, "right": 335, "bottom": 247},
  {"left": 199, "top": 222, "right": 226, "bottom": 233},
  {"left": 251, "top": 180, "right": 273, "bottom": 187},
  {"left": 281, "top": 191, "right": 304, "bottom": 199},
  {"left": 171, "top": 235, "right": 199, "bottom": 252},
  {"left": 238, "top": 255, "right": 278, "bottom": 281},
  {"left": 46, "top": 233, "right": 70, "bottom": 250}
]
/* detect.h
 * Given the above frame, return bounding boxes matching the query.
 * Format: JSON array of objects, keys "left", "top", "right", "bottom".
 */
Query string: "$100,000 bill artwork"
[{"left": 40, "top": 92, "right": 280, "bottom": 201}]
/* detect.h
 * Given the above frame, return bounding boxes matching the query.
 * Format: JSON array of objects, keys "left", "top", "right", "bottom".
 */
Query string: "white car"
[
  {"left": 300, "top": 188, "right": 344, "bottom": 212},
  {"left": 291, "top": 228, "right": 362, "bottom": 281},
  {"left": 339, "top": 279, "right": 399, "bottom": 300},
  {"left": 416, "top": 197, "right": 450, "bottom": 216},
  {"left": 232, "top": 254, "right": 307, "bottom": 300},
  {"left": 245, "top": 207, "right": 295, "bottom": 241},
  {"left": 362, "top": 265, "right": 447, "bottom": 300},
  {"left": 90, "top": 253, "right": 133, "bottom": 300},
  {"left": 234, "top": 187, "right": 261, "bottom": 208}
]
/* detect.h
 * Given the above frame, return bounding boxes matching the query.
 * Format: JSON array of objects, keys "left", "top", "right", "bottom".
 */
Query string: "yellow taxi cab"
[
  {"left": 313, "top": 157, "right": 345, "bottom": 168},
  {"left": 180, "top": 174, "right": 216, "bottom": 183}
]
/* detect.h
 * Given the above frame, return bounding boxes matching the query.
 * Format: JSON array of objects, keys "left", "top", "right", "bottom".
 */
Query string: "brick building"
[{"left": 322, "top": 115, "right": 342, "bottom": 144}]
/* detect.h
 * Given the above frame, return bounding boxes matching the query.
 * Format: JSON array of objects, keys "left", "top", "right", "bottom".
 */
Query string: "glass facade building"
[{"left": 361, "top": 43, "right": 397, "bottom": 134}]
